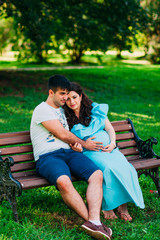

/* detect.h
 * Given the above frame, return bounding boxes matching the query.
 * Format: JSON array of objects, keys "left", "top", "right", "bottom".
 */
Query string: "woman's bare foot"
[
  {"left": 117, "top": 204, "right": 132, "bottom": 221},
  {"left": 103, "top": 210, "right": 118, "bottom": 220}
]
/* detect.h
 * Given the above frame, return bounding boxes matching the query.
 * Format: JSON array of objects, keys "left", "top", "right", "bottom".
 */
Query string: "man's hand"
[
  {"left": 102, "top": 143, "right": 115, "bottom": 153},
  {"left": 70, "top": 142, "right": 83, "bottom": 152},
  {"left": 85, "top": 137, "right": 103, "bottom": 151}
]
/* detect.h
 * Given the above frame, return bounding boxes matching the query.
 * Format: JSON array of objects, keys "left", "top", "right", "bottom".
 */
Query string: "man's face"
[{"left": 52, "top": 88, "right": 69, "bottom": 107}]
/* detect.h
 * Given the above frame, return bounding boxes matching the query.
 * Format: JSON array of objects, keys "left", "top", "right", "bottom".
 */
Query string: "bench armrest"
[
  {"left": 0, "top": 156, "right": 22, "bottom": 197},
  {"left": 127, "top": 118, "right": 160, "bottom": 159}
]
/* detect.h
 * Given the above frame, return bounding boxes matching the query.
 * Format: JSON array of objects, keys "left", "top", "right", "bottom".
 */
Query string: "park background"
[{"left": 0, "top": 1, "right": 160, "bottom": 239}]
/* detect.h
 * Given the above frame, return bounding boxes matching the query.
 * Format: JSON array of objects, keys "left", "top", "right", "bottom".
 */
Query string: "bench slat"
[
  {"left": 120, "top": 147, "right": 139, "bottom": 156},
  {"left": 11, "top": 162, "right": 36, "bottom": 172},
  {"left": 117, "top": 140, "right": 137, "bottom": 149},
  {"left": 13, "top": 170, "right": 37, "bottom": 178},
  {"left": 131, "top": 158, "right": 160, "bottom": 170},
  {"left": 0, "top": 145, "right": 33, "bottom": 156},
  {"left": 0, "top": 135, "right": 31, "bottom": 146},
  {"left": 18, "top": 177, "right": 50, "bottom": 190},
  {"left": 116, "top": 132, "right": 134, "bottom": 141},
  {"left": 111, "top": 120, "right": 128, "bottom": 126},
  {"left": 126, "top": 155, "right": 143, "bottom": 161},
  {"left": 0, "top": 131, "right": 30, "bottom": 138},
  {"left": 11, "top": 153, "right": 34, "bottom": 163},
  {"left": 113, "top": 124, "right": 132, "bottom": 132}
]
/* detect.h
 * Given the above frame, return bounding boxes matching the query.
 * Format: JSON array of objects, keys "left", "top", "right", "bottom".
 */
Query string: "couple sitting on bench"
[{"left": 30, "top": 74, "right": 145, "bottom": 240}]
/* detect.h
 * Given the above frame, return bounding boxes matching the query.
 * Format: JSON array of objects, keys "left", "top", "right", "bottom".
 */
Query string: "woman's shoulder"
[{"left": 91, "top": 102, "right": 109, "bottom": 116}]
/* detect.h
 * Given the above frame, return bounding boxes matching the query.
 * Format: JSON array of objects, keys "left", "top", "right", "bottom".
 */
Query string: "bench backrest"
[{"left": 0, "top": 120, "right": 139, "bottom": 178}]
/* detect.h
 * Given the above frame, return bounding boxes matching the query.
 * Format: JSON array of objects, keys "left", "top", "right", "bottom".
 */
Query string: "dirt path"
[{"left": 3, "top": 66, "right": 104, "bottom": 71}]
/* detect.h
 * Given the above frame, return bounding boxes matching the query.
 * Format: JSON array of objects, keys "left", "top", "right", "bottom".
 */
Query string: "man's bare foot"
[
  {"left": 103, "top": 210, "right": 118, "bottom": 220},
  {"left": 117, "top": 204, "right": 132, "bottom": 221}
]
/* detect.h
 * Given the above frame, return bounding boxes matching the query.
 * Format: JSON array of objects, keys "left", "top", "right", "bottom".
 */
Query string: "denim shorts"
[{"left": 36, "top": 148, "right": 99, "bottom": 188}]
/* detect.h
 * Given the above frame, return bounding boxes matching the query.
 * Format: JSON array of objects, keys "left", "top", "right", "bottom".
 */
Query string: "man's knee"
[
  {"left": 88, "top": 169, "right": 103, "bottom": 183},
  {"left": 56, "top": 175, "right": 72, "bottom": 192}
]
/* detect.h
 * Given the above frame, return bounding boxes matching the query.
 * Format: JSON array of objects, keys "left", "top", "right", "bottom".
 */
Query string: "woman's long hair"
[{"left": 63, "top": 82, "right": 93, "bottom": 130}]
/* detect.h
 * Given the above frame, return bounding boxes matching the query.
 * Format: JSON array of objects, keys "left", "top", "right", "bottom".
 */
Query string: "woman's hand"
[
  {"left": 102, "top": 143, "right": 116, "bottom": 153},
  {"left": 70, "top": 142, "right": 83, "bottom": 152},
  {"left": 85, "top": 137, "right": 104, "bottom": 151}
]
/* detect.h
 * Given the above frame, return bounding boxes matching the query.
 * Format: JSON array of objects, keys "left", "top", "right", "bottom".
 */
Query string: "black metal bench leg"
[
  {"left": 6, "top": 186, "right": 19, "bottom": 222},
  {"left": 12, "top": 187, "right": 19, "bottom": 222},
  {"left": 0, "top": 156, "right": 22, "bottom": 221},
  {"left": 153, "top": 168, "right": 160, "bottom": 196},
  {"left": 0, "top": 186, "right": 19, "bottom": 221},
  {"left": 138, "top": 168, "right": 160, "bottom": 197}
]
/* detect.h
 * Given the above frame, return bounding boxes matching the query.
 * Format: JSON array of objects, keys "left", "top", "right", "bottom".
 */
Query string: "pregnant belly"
[{"left": 87, "top": 130, "right": 110, "bottom": 147}]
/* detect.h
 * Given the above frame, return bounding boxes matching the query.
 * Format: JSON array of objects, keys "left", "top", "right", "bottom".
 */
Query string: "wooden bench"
[{"left": 0, "top": 118, "right": 160, "bottom": 222}]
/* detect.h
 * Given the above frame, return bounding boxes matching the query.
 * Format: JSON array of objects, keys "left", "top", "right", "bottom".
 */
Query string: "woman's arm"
[{"left": 103, "top": 118, "right": 116, "bottom": 153}]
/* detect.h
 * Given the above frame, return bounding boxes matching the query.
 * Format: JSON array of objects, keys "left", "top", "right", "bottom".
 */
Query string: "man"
[{"left": 30, "top": 74, "right": 112, "bottom": 240}]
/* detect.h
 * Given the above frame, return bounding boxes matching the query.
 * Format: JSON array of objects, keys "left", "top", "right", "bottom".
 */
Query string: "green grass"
[{"left": 0, "top": 61, "right": 160, "bottom": 239}]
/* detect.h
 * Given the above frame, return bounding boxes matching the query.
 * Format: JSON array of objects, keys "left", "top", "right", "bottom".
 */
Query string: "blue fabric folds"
[
  {"left": 71, "top": 102, "right": 145, "bottom": 210},
  {"left": 71, "top": 102, "right": 108, "bottom": 140}
]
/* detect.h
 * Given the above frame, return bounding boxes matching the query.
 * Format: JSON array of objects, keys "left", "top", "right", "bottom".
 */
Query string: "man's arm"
[{"left": 42, "top": 119, "right": 103, "bottom": 151}]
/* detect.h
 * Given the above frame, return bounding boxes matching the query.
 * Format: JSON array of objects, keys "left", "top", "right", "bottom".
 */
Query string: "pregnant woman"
[{"left": 63, "top": 82, "right": 145, "bottom": 221}]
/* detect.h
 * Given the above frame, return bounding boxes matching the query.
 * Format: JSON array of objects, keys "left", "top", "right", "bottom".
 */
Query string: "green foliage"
[
  {"left": 0, "top": 17, "right": 16, "bottom": 54},
  {"left": 0, "top": 0, "right": 148, "bottom": 63},
  {"left": 141, "top": 0, "right": 160, "bottom": 64},
  {"left": 102, "top": 0, "right": 148, "bottom": 57},
  {"left": 1, "top": 0, "right": 59, "bottom": 62}
]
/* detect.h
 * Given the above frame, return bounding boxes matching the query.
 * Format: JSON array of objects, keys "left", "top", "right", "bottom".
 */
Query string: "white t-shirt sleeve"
[{"left": 34, "top": 102, "right": 58, "bottom": 124}]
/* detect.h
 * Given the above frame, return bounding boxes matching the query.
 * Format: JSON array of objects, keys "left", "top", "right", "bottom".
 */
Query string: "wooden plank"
[
  {"left": 126, "top": 155, "right": 143, "bottom": 161},
  {"left": 11, "top": 161, "right": 36, "bottom": 172},
  {"left": 0, "top": 135, "right": 31, "bottom": 146},
  {"left": 19, "top": 177, "right": 50, "bottom": 190},
  {"left": 0, "top": 145, "right": 33, "bottom": 156},
  {"left": 17, "top": 174, "right": 80, "bottom": 190},
  {"left": 111, "top": 120, "right": 128, "bottom": 126},
  {"left": 117, "top": 140, "right": 137, "bottom": 149},
  {"left": 120, "top": 147, "right": 139, "bottom": 156},
  {"left": 131, "top": 158, "right": 160, "bottom": 170},
  {"left": 116, "top": 132, "right": 134, "bottom": 141},
  {"left": 113, "top": 124, "right": 132, "bottom": 132},
  {"left": 11, "top": 153, "right": 34, "bottom": 163},
  {"left": 0, "top": 131, "right": 30, "bottom": 139},
  {"left": 13, "top": 170, "right": 37, "bottom": 178}
]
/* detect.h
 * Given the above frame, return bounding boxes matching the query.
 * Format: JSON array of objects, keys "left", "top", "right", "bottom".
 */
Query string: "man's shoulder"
[
  {"left": 34, "top": 101, "right": 45, "bottom": 110},
  {"left": 33, "top": 101, "right": 50, "bottom": 113}
]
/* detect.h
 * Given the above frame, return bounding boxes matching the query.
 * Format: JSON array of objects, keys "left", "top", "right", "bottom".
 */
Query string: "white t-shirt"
[{"left": 30, "top": 101, "right": 70, "bottom": 160}]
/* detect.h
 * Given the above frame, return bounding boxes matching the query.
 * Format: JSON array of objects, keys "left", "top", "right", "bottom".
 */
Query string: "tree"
[
  {"left": 54, "top": 0, "right": 148, "bottom": 62},
  {"left": 0, "top": 0, "right": 150, "bottom": 63},
  {"left": 1, "top": 0, "right": 60, "bottom": 62},
  {"left": 104, "top": 0, "right": 148, "bottom": 58},
  {"left": 0, "top": 17, "right": 15, "bottom": 54},
  {"left": 54, "top": 0, "right": 107, "bottom": 63},
  {"left": 141, "top": 0, "right": 160, "bottom": 64}
]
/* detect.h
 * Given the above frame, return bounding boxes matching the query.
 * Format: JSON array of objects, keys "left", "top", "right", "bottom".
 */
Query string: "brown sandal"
[{"left": 117, "top": 211, "right": 132, "bottom": 222}]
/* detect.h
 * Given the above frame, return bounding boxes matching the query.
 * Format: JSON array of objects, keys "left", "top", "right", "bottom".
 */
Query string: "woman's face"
[{"left": 66, "top": 91, "right": 82, "bottom": 112}]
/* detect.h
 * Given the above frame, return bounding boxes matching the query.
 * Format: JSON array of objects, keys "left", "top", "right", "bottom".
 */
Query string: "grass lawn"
[{"left": 0, "top": 59, "right": 160, "bottom": 239}]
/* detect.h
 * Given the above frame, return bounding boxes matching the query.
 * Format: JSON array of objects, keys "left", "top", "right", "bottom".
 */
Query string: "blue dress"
[{"left": 71, "top": 102, "right": 145, "bottom": 210}]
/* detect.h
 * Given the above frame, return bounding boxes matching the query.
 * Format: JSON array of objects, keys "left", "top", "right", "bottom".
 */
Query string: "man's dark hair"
[{"left": 48, "top": 74, "right": 71, "bottom": 92}]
